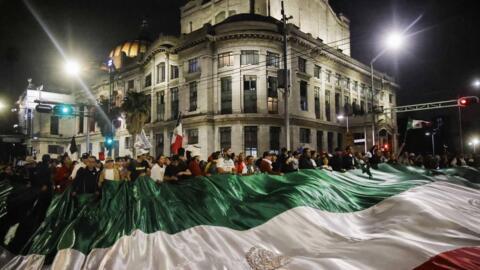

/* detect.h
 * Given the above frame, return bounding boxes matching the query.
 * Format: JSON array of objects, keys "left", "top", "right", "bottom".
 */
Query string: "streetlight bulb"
[
  {"left": 425, "top": 132, "right": 431, "bottom": 136},
  {"left": 0, "top": 101, "right": 5, "bottom": 111},
  {"left": 473, "top": 80, "right": 480, "bottom": 89},
  {"left": 337, "top": 115, "right": 345, "bottom": 120},
  {"left": 65, "top": 60, "right": 81, "bottom": 76},
  {"left": 473, "top": 138, "right": 479, "bottom": 145},
  {"left": 385, "top": 32, "right": 405, "bottom": 50}
]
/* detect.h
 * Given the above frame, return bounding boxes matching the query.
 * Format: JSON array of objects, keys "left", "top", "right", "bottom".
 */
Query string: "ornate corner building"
[{"left": 29, "top": 0, "right": 398, "bottom": 160}]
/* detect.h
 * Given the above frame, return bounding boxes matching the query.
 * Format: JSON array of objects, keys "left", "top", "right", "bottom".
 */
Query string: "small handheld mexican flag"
[{"left": 406, "top": 119, "right": 431, "bottom": 130}]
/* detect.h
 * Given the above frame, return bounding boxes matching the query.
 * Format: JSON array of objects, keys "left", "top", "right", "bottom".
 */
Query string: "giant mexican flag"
[{"left": 1, "top": 164, "right": 479, "bottom": 269}]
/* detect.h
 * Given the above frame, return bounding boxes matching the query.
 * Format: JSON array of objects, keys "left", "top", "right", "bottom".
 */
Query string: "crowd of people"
[{"left": 0, "top": 145, "right": 479, "bottom": 251}]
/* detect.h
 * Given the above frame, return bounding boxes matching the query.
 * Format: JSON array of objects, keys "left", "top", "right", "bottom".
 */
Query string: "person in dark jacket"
[
  {"left": 299, "top": 148, "right": 315, "bottom": 169},
  {"left": 330, "top": 147, "right": 345, "bottom": 172},
  {"left": 342, "top": 146, "right": 356, "bottom": 170},
  {"left": 71, "top": 156, "right": 99, "bottom": 196}
]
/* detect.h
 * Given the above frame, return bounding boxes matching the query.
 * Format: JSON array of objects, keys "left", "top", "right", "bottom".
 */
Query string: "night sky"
[{"left": 1, "top": 0, "right": 479, "bottom": 153}]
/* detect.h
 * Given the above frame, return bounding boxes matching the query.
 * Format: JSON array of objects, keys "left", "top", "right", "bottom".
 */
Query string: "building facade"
[{"left": 21, "top": 0, "right": 398, "bottom": 160}]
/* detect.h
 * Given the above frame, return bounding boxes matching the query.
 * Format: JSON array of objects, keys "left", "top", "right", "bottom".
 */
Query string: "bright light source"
[
  {"left": 62, "top": 107, "right": 69, "bottom": 113},
  {"left": 385, "top": 32, "right": 405, "bottom": 50},
  {"left": 337, "top": 115, "right": 345, "bottom": 120},
  {"left": 0, "top": 101, "right": 5, "bottom": 111},
  {"left": 65, "top": 60, "right": 81, "bottom": 76},
  {"left": 425, "top": 132, "right": 431, "bottom": 136},
  {"left": 13, "top": 124, "right": 18, "bottom": 128},
  {"left": 117, "top": 117, "right": 122, "bottom": 121},
  {"left": 473, "top": 80, "right": 480, "bottom": 89},
  {"left": 473, "top": 138, "right": 480, "bottom": 145}
]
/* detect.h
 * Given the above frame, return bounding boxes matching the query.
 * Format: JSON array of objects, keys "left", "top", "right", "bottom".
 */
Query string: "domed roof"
[{"left": 109, "top": 39, "right": 150, "bottom": 58}]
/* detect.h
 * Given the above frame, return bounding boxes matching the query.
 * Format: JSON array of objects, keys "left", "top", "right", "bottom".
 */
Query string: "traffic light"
[
  {"left": 458, "top": 96, "right": 479, "bottom": 107},
  {"left": 104, "top": 135, "right": 115, "bottom": 150},
  {"left": 53, "top": 104, "right": 75, "bottom": 117}
]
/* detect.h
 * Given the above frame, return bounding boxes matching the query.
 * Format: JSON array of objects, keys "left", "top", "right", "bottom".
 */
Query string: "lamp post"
[
  {"left": 473, "top": 79, "right": 480, "bottom": 89},
  {"left": 369, "top": 32, "right": 406, "bottom": 148},
  {"left": 64, "top": 59, "right": 90, "bottom": 154},
  {"left": 425, "top": 131, "right": 436, "bottom": 156},
  {"left": 469, "top": 138, "right": 479, "bottom": 153},
  {"left": 337, "top": 114, "right": 349, "bottom": 133}
]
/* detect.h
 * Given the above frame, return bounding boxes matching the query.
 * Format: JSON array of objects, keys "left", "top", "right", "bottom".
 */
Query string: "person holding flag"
[{"left": 171, "top": 112, "right": 183, "bottom": 155}]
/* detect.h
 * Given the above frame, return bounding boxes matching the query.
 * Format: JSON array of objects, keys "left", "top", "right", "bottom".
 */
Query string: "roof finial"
[{"left": 138, "top": 17, "right": 152, "bottom": 41}]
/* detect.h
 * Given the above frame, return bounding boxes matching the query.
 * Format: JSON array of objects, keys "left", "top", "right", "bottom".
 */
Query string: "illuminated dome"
[{"left": 109, "top": 39, "right": 150, "bottom": 58}]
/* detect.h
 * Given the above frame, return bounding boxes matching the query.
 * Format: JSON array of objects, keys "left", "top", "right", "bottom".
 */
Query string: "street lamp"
[
  {"left": 64, "top": 60, "right": 81, "bottom": 76},
  {"left": 337, "top": 114, "right": 349, "bottom": 133},
  {"left": 469, "top": 138, "right": 479, "bottom": 153},
  {"left": 425, "top": 132, "right": 436, "bottom": 155},
  {"left": 473, "top": 79, "right": 480, "bottom": 89},
  {"left": 0, "top": 100, "right": 6, "bottom": 111},
  {"left": 370, "top": 31, "right": 406, "bottom": 148}
]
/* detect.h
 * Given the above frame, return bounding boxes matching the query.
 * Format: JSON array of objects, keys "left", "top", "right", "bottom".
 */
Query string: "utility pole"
[{"left": 281, "top": 1, "right": 291, "bottom": 150}]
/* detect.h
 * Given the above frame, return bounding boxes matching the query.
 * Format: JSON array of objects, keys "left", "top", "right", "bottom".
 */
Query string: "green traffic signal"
[
  {"left": 105, "top": 136, "right": 115, "bottom": 149},
  {"left": 53, "top": 104, "right": 75, "bottom": 116}
]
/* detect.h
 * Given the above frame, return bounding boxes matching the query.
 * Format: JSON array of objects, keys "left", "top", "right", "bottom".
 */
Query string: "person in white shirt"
[
  {"left": 70, "top": 153, "right": 89, "bottom": 180},
  {"left": 217, "top": 148, "right": 235, "bottom": 174},
  {"left": 150, "top": 155, "right": 167, "bottom": 183}
]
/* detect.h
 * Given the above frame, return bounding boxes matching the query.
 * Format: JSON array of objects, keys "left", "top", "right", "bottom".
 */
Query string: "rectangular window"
[
  {"left": 335, "top": 74, "right": 341, "bottom": 87},
  {"left": 270, "top": 127, "right": 281, "bottom": 152},
  {"left": 221, "top": 77, "right": 232, "bottom": 114},
  {"left": 314, "top": 65, "right": 321, "bottom": 79},
  {"left": 300, "top": 81, "right": 308, "bottom": 111},
  {"left": 327, "top": 132, "right": 334, "bottom": 153},
  {"left": 368, "top": 102, "right": 372, "bottom": 113},
  {"left": 326, "top": 70, "right": 332, "bottom": 83},
  {"left": 156, "top": 91, "right": 165, "bottom": 121},
  {"left": 345, "top": 78, "right": 350, "bottom": 89},
  {"left": 171, "top": 65, "right": 179, "bottom": 79},
  {"left": 157, "top": 62, "right": 166, "bottom": 83},
  {"left": 266, "top": 51, "right": 280, "bottom": 67},
  {"left": 220, "top": 77, "right": 232, "bottom": 114},
  {"left": 360, "top": 100, "right": 366, "bottom": 114},
  {"left": 300, "top": 128, "right": 311, "bottom": 144},
  {"left": 219, "top": 127, "right": 231, "bottom": 150},
  {"left": 89, "top": 108, "right": 95, "bottom": 132},
  {"left": 353, "top": 81, "right": 358, "bottom": 92},
  {"left": 389, "top": 94, "right": 394, "bottom": 104},
  {"left": 335, "top": 93, "right": 341, "bottom": 115},
  {"left": 337, "top": 133, "right": 343, "bottom": 149},
  {"left": 267, "top": 76, "right": 278, "bottom": 114},
  {"left": 187, "top": 129, "right": 199, "bottom": 145},
  {"left": 317, "top": 130, "right": 323, "bottom": 152},
  {"left": 344, "top": 95, "right": 350, "bottom": 115},
  {"left": 78, "top": 105, "right": 84, "bottom": 134},
  {"left": 314, "top": 86, "right": 321, "bottom": 119},
  {"left": 144, "top": 73, "right": 152, "bottom": 87},
  {"left": 127, "top": 79, "right": 134, "bottom": 90},
  {"left": 50, "top": 116, "right": 59, "bottom": 135},
  {"left": 188, "top": 58, "right": 199, "bottom": 73},
  {"left": 171, "top": 88, "right": 179, "bottom": 120},
  {"left": 325, "top": 90, "right": 331, "bottom": 121},
  {"left": 189, "top": 82, "right": 197, "bottom": 112},
  {"left": 244, "top": 126, "right": 258, "bottom": 157},
  {"left": 298, "top": 57, "right": 307, "bottom": 73},
  {"left": 145, "top": 94, "right": 152, "bottom": 123},
  {"left": 48, "top": 145, "right": 64, "bottom": 154},
  {"left": 155, "top": 133, "right": 165, "bottom": 156},
  {"left": 218, "top": 52, "right": 234, "bottom": 68},
  {"left": 361, "top": 84, "right": 366, "bottom": 95},
  {"left": 241, "top": 50, "right": 259, "bottom": 65},
  {"left": 244, "top": 75, "right": 257, "bottom": 113}
]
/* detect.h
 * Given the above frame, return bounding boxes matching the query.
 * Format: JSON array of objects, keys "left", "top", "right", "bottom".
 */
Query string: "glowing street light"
[
  {"left": 370, "top": 31, "right": 407, "bottom": 148},
  {"left": 64, "top": 60, "right": 81, "bottom": 76},
  {"left": 469, "top": 138, "right": 479, "bottom": 153},
  {"left": 473, "top": 79, "right": 480, "bottom": 89},
  {"left": 384, "top": 32, "right": 405, "bottom": 51},
  {"left": 0, "top": 100, "right": 6, "bottom": 111},
  {"left": 337, "top": 114, "right": 349, "bottom": 132}
]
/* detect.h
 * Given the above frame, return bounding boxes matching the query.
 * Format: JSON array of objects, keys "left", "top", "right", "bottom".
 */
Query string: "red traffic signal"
[{"left": 458, "top": 96, "right": 479, "bottom": 107}]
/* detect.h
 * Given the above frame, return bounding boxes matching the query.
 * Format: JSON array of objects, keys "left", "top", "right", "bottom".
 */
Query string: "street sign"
[
  {"left": 354, "top": 139, "right": 366, "bottom": 144},
  {"left": 35, "top": 104, "right": 52, "bottom": 113}
]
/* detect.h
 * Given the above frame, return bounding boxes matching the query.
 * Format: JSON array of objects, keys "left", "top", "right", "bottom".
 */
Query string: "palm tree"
[{"left": 121, "top": 91, "right": 150, "bottom": 156}]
